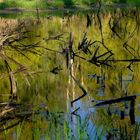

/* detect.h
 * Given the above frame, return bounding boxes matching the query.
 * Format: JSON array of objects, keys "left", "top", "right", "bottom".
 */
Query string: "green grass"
[
  {"left": 0, "top": 0, "right": 139, "bottom": 10},
  {"left": 3, "top": 0, "right": 42, "bottom": 9}
]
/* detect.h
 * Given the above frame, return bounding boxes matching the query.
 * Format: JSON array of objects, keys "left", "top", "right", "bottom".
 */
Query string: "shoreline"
[
  {"left": 0, "top": 4, "right": 139, "bottom": 15},
  {"left": 0, "top": 3, "right": 139, "bottom": 13}
]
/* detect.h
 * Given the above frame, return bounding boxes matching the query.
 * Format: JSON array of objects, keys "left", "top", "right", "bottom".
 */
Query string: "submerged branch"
[
  {"left": 4, "top": 59, "right": 17, "bottom": 97},
  {"left": 44, "top": 33, "right": 63, "bottom": 42},
  {"left": 97, "top": 58, "right": 140, "bottom": 63},
  {"left": 70, "top": 68, "right": 88, "bottom": 106},
  {"left": 77, "top": 32, "right": 93, "bottom": 55},
  {"left": 71, "top": 107, "right": 80, "bottom": 115},
  {"left": 109, "top": 17, "right": 122, "bottom": 39},
  {"left": 0, "top": 120, "right": 22, "bottom": 133},
  {"left": 94, "top": 95, "right": 136, "bottom": 107},
  {"left": 129, "top": 99, "right": 135, "bottom": 125}
]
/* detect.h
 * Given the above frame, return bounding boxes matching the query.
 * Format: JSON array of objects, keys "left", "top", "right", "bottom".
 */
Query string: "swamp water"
[{"left": 0, "top": 7, "right": 140, "bottom": 140}]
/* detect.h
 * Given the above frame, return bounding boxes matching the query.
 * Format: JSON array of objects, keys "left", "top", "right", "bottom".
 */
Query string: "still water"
[{"left": 0, "top": 6, "right": 140, "bottom": 140}]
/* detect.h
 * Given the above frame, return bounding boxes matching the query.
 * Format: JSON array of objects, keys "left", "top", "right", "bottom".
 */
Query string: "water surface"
[{"left": 0, "top": 6, "right": 140, "bottom": 140}]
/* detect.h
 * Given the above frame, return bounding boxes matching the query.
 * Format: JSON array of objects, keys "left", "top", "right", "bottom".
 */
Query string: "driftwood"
[{"left": 0, "top": 107, "right": 14, "bottom": 118}]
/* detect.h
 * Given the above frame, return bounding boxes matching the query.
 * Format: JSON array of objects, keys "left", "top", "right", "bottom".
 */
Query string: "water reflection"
[{"left": 0, "top": 7, "right": 140, "bottom": 139}]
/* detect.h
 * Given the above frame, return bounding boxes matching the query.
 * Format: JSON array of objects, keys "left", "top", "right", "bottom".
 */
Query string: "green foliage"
[
  {"left": 0, "top": 0, "right": 139, "bottom": 10},
  {"left": 0, "top": 2, "right": 7, "bottom": 9},
  {"left": 4, "top": 0, "right": 37, "bottom": 9}
]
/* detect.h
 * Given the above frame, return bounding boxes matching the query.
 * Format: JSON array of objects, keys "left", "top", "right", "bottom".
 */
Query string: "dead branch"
[
  {"left": 70, "top": 68, "right": 88, "bottom": 106},
  {"left": 94, "top": 95, "right": 136, "bottom": 106}
]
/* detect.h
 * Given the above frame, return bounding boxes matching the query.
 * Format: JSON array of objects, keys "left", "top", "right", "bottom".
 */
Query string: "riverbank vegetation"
[{"left": 0, "top": 0, "right": 139, "bottom": 10}]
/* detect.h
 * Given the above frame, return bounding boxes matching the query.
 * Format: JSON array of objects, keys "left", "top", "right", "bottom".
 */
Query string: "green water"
[{"left": 0, "top": 7, "right": 140, "bottom": 140}]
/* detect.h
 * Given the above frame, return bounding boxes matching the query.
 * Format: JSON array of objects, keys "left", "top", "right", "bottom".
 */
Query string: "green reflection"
[{"left": 0, "top": 7, "right": 140, "bottom": 139}]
